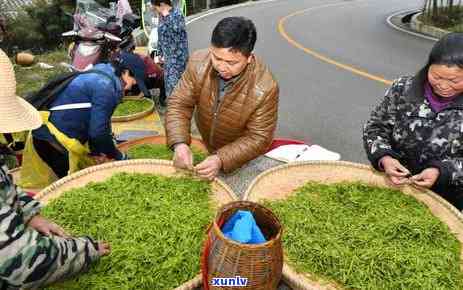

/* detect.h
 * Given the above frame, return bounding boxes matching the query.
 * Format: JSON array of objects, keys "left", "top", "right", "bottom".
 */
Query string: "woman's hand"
[
  {"left": 411, "top": 168, "right": 440, "bottom": 188},
  {"left": 28, "top": 215, "right": 70, "bottom": 238},
  {"left": 379, "top": 155, "right": 411, "bottom": 185}
]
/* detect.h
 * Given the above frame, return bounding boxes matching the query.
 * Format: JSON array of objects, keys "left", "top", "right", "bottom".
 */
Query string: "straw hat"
[{"left": 0, "top": 49, "right": 42, "bottom": 133}]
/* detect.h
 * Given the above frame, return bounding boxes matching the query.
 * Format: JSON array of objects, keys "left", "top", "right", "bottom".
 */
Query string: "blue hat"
[{"left": 119, "top": 52, "right": 150, "bottom": 97}]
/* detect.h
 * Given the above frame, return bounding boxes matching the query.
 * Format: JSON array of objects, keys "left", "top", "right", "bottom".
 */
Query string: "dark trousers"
[
  {"left": 432, "top": 183, "right": 463, "bottom": 211},
  {"left": 32, "top": 138, "right": 69, "bottom": 178},
  {"left": 146, "top": 75, "right": 166, "bottom": 105}
]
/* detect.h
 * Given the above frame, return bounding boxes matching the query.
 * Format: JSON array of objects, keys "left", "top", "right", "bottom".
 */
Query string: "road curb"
[
  {"left": 386, "top": 9, "right": 438, "bottom": 41},
  {"left": 186, "top": 0, "right": 280, "bottom": 25},
  {"left": 410, "top": 12, "right": 450, "bottom": 40}
]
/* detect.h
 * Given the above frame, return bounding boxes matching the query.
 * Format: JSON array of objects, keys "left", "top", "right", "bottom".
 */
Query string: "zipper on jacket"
[{"left": 209, "top": 80, "right": 222, "bottom": 147}]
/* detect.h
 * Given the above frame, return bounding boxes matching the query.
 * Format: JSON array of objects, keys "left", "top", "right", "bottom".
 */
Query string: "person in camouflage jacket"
[
  {"left": 0, "top": 156, "right": 110, "bottom": 289},
  {"left": 363, "top": 33, "right": 463, "bottom": 210},
  {"left": 0, "top": 48, "right": 110, "bottom": 289}
]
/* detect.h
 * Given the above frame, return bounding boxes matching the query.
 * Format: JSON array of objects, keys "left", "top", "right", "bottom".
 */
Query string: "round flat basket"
[
  {"left": 37, "top": 159, "right": 238, "bottom": 289},
  {"left": 111, "top": 97, "right": 155, "bottom": 122},
  {"left": 243, "top": 160, "right": 463, "bottom": 290},
  {"left": 37, "top": 159, "right": 236, "bottom": 206},
  {"left": 175, "top": 274, "right": 202, "bottom": 290},
  {"left": 117, "top": 135, "right": 208, "bottom": 154}
]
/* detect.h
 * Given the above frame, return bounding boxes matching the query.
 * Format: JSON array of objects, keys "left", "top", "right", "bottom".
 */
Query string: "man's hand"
[
  {"left": 97, "top": 241, "right": 111, "bottom": 256},
  {"left": 173, "top": 143, "right": 193, "bottom": 170},
  {"left": 28, "top": 215, "right": 70, "bottom": 238},
  {"left": 411, "top": 168, "right": 440, "bottom": 188},
  {"left": 379, "top": 155, "right": 411, "bottom": 185},
  {"left": 195, "top": 155, "right": 222, "bottom": 181}
]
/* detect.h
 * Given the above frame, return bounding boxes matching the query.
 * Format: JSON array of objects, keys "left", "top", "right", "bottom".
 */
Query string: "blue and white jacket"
[{"left": 33, "top": 63, "right": 123, "bottom": 159}]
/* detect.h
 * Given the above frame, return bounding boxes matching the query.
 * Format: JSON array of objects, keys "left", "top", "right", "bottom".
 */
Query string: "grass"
[
  {"left": 13, "top": 48, "right": 70, "bottom": 98},
  {"left": 448, "top": 23, "right": 463, "bottom": 33},
  {"left": 42, "top": 172, "right": 214, "bottom": 290},
  {"left": 264, "top": 182, "right": 463, "bottom": 290},
  {"left": 127, "top": 144, "right": 207, "bottom": 164},
  {"left": 113, "top": 99, "right": 153, "bottom": 117}
]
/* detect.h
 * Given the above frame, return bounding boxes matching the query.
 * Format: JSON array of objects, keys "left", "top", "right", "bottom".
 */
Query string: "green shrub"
[{"left": 1, "top": 0, "right": 73, "bottom": 53}]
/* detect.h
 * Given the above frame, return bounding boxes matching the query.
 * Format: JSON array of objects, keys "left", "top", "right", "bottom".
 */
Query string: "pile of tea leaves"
[
  {"left": 42, "top": 172, "right": 213, "bottom": 290},
  {"left": 113, "top": 99, "right": 152, "bottom": 117},
  {"left": 127, "top": 144, "right": 207, "bottom": 164},
  {"left": 264, "top": 182, "right": 463, "bottom": 290}
]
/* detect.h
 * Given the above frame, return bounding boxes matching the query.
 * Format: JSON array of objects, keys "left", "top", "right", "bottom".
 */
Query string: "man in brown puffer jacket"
[{"left": 166, "top": 17, "right": 279, "bottom": 180}]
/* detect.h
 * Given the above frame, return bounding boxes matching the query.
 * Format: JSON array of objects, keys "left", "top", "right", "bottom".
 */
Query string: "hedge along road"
[{"left": 186, "top": 0, "right": 434, "bottom": 163}]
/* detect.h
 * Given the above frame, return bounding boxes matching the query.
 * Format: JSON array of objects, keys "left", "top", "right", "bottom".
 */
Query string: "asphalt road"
[{"left": 186, "top": 0, "right": 435, "bottom": 163}]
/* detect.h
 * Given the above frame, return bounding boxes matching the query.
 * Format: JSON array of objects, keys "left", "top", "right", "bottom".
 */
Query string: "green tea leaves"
[
  {"left": 127, "top": 144, "right": 207, "bottom": 164},
  {"left": 265, "top": 182, "right": 463, "bottom": 290},
  {"left": 42, "top": 173, "right": 213, "bottom": 290},
  {"left": 113, "top": 99, "right": 152, "bottom": 117}
]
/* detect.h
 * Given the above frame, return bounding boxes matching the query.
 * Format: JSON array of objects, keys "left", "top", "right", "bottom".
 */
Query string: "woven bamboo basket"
[
  {"left": 111, "top": 96, "right": 154, "bottom": 122},
  {"left": 174, "top": 274, "right": 202, "bottom": 290},
  {"left": 122, "top": 94, "right": 144, "bottom": 100},
  {"left": 117, "top": 135, "right": 208, "bottom": 154},
  {"left": 36, "top": 159, "right": 236, "bottom": 207},
  {"left": 243, "top": 160, "right": 463, "bottom": 290},
  {"left": 15, "top": 52, "right": 34, "bottom": 66},
  {"left": 36, "top": 159, "right": 238, "bottom": 289},
  {"left": 199, "top": 200, "right": 283, "bottom": 290}
]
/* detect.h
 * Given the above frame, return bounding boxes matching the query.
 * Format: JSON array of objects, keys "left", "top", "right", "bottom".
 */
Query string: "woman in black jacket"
[{"left": 363, "top": 33, "right": 463, "bottom": 210}]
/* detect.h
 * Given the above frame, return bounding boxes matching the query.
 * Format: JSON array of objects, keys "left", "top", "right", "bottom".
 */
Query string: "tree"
[
  {"left": 422, "top": 0, "right": 463, "bottom": 30},
  {"left": 0, "top": 0, "right": 73, "bottom": 53}
]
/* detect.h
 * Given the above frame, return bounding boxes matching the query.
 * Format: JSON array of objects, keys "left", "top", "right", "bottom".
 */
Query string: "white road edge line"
[
  {"left": 386, "top": 9, "right": 438, "bottom": 42},
  {"left": 186, "top": 0, "right": 281, "bottom": 25}
]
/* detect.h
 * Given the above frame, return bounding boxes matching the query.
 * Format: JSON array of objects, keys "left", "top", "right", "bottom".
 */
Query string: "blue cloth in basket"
[{"left": 222, "top": 210, "right": 266, "bottom": 244}]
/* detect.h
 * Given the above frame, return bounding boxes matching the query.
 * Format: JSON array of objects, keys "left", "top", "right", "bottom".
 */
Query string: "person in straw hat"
[{"left": 0, "top": 49, "right": 110, "bottom": 289}]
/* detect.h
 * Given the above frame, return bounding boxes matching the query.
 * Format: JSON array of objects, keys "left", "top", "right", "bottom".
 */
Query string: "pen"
[{"left": 295, "top": 146, "right": 309, "bottom": 160}]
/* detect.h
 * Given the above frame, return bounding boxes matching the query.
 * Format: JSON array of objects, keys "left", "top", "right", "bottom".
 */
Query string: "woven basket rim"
[
  {"left": 243, "top": 160, "right": 463, "bottom": 220},
  {"left": 111, "top": 97, "right": 155, "bottom": 122},
  {"left": 36, "top": 159, "right": 238, "bottom": 202},
  {"left": 174, "top": 274, "right": 202, "bottom": 290},
  {"left": 244, "top": 160, "right": 463, "bottom": 290},
  {"left": 212, "top": 200, "right": 283, "bottom": 249},
  {"left": 281, "top": 263, "right": 340, "bottom": 290},
  {"left": 36, "top": 159, "right": 239, "bottom": 290},
  {"left": 122, "top": 94, "right": 144, "bottom": 100},
  {"left": 176, "top": 267, "right": 325, "bottom": 290},
  {"left": 178, "top": 268, "right": 319, "bottom": 290}
]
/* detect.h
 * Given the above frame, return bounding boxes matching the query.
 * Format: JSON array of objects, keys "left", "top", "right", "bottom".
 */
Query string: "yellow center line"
[{"left": 278, "top": 7, "right": 393, "bottom": 86}]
